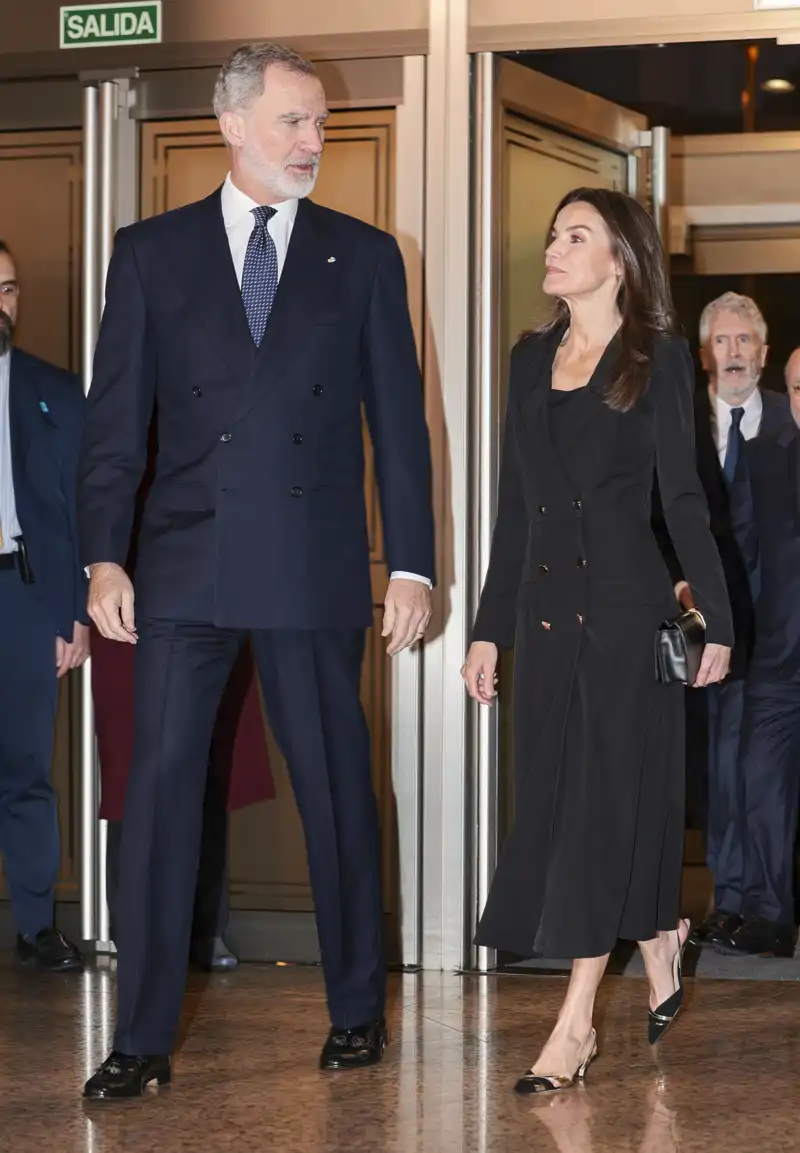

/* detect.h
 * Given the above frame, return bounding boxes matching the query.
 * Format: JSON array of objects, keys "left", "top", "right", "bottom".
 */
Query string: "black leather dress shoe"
[
  {"left": 320, "top": 1016, "right": 388, "bottom": 1070},
  {"left": 16, "top": 928, "right": 84, "bottom": 972},
  {"left": 713, "top": 916, "right": 795, "bottom": 958},
  {"left": 688, "top": 909, "right": 743, "bottom": 948},
  {"left": 83, "top": 1052, "right": 171, "bottom": 1099},
  {"left": 190, "top": 936, "right": 239, "bottom": 972}
]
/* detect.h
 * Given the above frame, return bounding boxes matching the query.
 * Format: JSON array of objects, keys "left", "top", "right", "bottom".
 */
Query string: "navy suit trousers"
[
  {"left": 0, "top": 568, "right": 60, "bottom": 938},
  {"left": 739, "top": 678, "right": 800, "bottom": 925},
  {"left": 113, "top": 619, "right": 385, "bottom": 1055},
  {"left": 706, "top": 678, "right": 746, "bottom": 914}
]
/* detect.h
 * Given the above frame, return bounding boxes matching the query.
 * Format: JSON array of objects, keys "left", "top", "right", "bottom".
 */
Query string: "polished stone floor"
[{"left": 3, "top": 957, "right": 800, "bottom": 1152}]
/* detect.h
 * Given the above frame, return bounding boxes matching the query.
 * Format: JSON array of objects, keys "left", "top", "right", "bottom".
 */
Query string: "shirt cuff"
[{"left": 390, "top": 571, "right": 432, "bottom": 588}]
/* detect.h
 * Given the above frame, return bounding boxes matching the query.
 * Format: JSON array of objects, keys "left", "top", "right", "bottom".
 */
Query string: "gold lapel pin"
[{"left": 327, "top": 256, "right": 336, "bottom": 263}]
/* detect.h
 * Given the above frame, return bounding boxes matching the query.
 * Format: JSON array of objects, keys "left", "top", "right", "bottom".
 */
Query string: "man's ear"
[{"left": 219, "top": 111, "right": 245, "bottom": 150}]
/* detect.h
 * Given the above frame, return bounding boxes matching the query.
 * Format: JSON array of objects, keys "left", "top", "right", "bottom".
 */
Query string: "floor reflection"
[
  {"left": 0, "top": 959, "right": 797, "bottom": 1152},
  {"left": 525, "top": 1079, "right": 680, "bottom": 1153}
]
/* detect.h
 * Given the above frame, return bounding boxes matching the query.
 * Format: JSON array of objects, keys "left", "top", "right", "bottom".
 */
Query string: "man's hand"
[
  {"left": 382, "top": 578, "right": 432, "bottom": 656},
  {"left": 55, "top": 622, "right": 91, "bottom": 679},
  {"left": 675, "top": 581, "right": 696, "bottom": 611},
  {"left": 88, "top": 562, "right": 137, "bottom": 643}
]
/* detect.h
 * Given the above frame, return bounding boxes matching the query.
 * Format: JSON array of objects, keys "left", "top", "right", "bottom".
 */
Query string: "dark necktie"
[
  {"left": 241, "top": 205, "right": 278, "bottom": 347},
  {"left": 723, "top": 406, "right": 745, "bottom": 484}
]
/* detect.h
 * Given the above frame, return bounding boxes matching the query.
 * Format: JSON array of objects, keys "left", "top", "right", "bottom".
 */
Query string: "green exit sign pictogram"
[{"left": 60, "top": 2, "right": 162, "bottom": 49}]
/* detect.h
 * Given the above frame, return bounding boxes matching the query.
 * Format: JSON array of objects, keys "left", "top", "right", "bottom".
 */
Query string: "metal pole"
[
  {"left": 650, "top": 125, "right": 671, "bottom": 250},
  {"left": 471, "top": 53, "right": 501, "bottom": 974},
  {"left": 99, "top": 81, "right": 116, "bottom": 287},
  {"left": 80, "top": 81, "right": 100, "bottom": 945},
  {"left": 93, "top": 79, "right": 119, "bottom": 949},
  {"left": 422, "top": 0, "right": 471, "bottom": 971}
]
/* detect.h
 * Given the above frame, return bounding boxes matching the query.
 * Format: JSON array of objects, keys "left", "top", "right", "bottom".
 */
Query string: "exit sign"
[{"left": 60, "top": 2, "right": 162, "bottom": 48}]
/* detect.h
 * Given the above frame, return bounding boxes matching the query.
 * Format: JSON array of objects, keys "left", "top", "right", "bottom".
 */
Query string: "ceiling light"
[{"left": 762, "top": 76, "right": 796, "bottom": 90}]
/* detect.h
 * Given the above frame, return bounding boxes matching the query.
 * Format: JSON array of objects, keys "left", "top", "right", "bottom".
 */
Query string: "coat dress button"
[
  {"left": 291, "top": 486, "right": 304, "bottom": 497},
  {"left": 192, "top": 386, "right": 202, "bottom": 397},
  {"left": 292, "top": 433, "right": 304, "bottom": 445},
  {"left": 573, "top": 499, "right": 582, "bottom": 512},
  {"left": 220, "top": 432, "right": 232, "bottom": 443},
  {"left": 539, "top": 564, "right": 549, "bottom": 575},
  {"left": 313, "top": 385, "right": 324, "bottom": 396},
  {"left": 577, "top": 556, "right": 587, "bottom": 568},
  {"left": 539, "top": 505, "right": 547, "bottom": 515}
]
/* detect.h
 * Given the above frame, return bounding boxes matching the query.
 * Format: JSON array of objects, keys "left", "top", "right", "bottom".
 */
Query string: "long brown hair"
[{"left": 541, "top": 187, "right": 678, "bottom": 411}]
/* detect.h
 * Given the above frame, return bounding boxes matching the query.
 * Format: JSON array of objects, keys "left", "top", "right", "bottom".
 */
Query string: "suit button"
[
  {"left": 313, "top": 385, "right": 324, "bottom": 396},
  {"left": 573, "top": 499, "right": 582, "bottom": 512},
  {"left": 292, "top": 433, "right": 304, "bottom": 445},
  {"left": 220, "top": 432, "right": 232, "bottom": 443},
  {"left": 193, "top": 386, "right": 202, "bottom": 397},
  {"left": 539, "top": 564, "right": 548, "bottom": 575},
  {"left": 291, "top": 486, "right": 304, "bottom": 497},
  {"left": 539, "top": 505, "right": 547, "bottom": 515},
  {"left": 577, "top": 556, "right": 587, "bottom": 568}
]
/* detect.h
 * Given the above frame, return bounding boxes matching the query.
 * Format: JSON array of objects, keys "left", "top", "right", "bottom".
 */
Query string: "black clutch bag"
[{"left": 655, "top": 608, "right": 706, "bottom": 685}]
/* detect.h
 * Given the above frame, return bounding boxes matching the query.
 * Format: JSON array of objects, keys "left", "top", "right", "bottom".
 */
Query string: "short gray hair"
[
  {"left": 213, "top": 42, "right": 316, "bottom": 118},
  {"left": 699, "top": 291, "right": 767, "bottom": 346}
]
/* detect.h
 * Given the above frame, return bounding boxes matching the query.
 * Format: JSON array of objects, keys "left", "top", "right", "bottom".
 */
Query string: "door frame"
[{"left": 0, "top": 53, "right": 428, "bottom": 962}]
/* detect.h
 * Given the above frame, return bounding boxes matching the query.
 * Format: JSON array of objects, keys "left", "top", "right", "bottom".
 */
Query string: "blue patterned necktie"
[
  {"left": 241, "top": 205, "right": 278, "bottom": 347},
  {"left": 723, "top": 406, "right": 745, "bottom": 484}
]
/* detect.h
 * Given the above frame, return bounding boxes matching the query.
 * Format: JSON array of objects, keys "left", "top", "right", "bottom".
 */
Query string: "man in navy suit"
[
  {"left": 713, "top": 352, "right": 800, "bottom": 956},
  {"left": 659, "top": 294, "right": 792, "bottom": 949},
  {"left": 0, "top": 241, "right": 88, "bottom": 971},
  {"left": 79, "top": 43, "right": 435, "bottom": 1099}
]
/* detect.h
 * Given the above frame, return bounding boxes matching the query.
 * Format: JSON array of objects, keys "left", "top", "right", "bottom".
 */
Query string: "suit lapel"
[
  {"left": 185, "top": 190, "right": 256, "bottom": 383},
  {"left": 9, "top": 351, "right": 36, "bottom": 488},
  {"left": 694, "top": 389, "right": 727, "bottom": 501},
  {"left": 760, "top": 390, "right": 790, "bottom": 438},
  {"left": 232, "top": 198, "right": 341, "bottom": 423}
]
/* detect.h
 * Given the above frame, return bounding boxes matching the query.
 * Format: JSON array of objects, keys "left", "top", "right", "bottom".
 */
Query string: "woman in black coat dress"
[{"left": 462, "top": 189, "right": 733, "bottom": 1094}]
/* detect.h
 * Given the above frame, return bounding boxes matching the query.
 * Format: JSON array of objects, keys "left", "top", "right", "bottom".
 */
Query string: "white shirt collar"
[
  {"left": 709, "top": 382, "right": 763, "bottom": 422},
  {"left": 221, "top": 173, "right": 298, "bottom": 231}
]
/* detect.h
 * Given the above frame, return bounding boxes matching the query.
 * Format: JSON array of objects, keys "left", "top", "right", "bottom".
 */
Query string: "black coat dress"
[{"left": 472, "top": 327, "right": 733, "bottom": 959}]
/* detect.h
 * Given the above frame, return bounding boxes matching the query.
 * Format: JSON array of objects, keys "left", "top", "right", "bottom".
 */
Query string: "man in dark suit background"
[
  {"left": 658, "top": 293, "right": 791, "bottom": 948},
  {"left": 713, "top": 351, "right": 800, "bottom": 956},
  {"left": 79, "top": 43, "right": 435, "bottom": 1099},
  {"left": 0, "top": 240, "right": 87, "bottom": 971}
]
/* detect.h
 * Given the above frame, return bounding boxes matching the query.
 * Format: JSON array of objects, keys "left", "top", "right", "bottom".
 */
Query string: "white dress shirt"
[
  {"left": 220, "top": 173, "right": 430, "bottom": 589},
  {"left": 709, "top": 385, "right": 764, "bottom": 465},
  {"left": 0, "top": 351, "right": 22, "bottom": 554}
]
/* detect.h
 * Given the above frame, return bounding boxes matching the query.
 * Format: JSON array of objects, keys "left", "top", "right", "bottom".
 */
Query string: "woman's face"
[{"left": 543, "top": 201, "right": 621, "bottom": 302}]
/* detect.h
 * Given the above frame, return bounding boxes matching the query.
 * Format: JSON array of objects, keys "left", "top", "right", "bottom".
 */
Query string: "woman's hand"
[
  {"left": 694, "top": 643, "right": 731, "bottom": 688},
  {"left": 462, "top": 641, "right": 499, "bottom": 706}
]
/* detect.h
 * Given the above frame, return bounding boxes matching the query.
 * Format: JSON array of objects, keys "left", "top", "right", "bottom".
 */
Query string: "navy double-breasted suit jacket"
[{"left": 78, "top": 191, "right": 435, "bottom": 629}]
